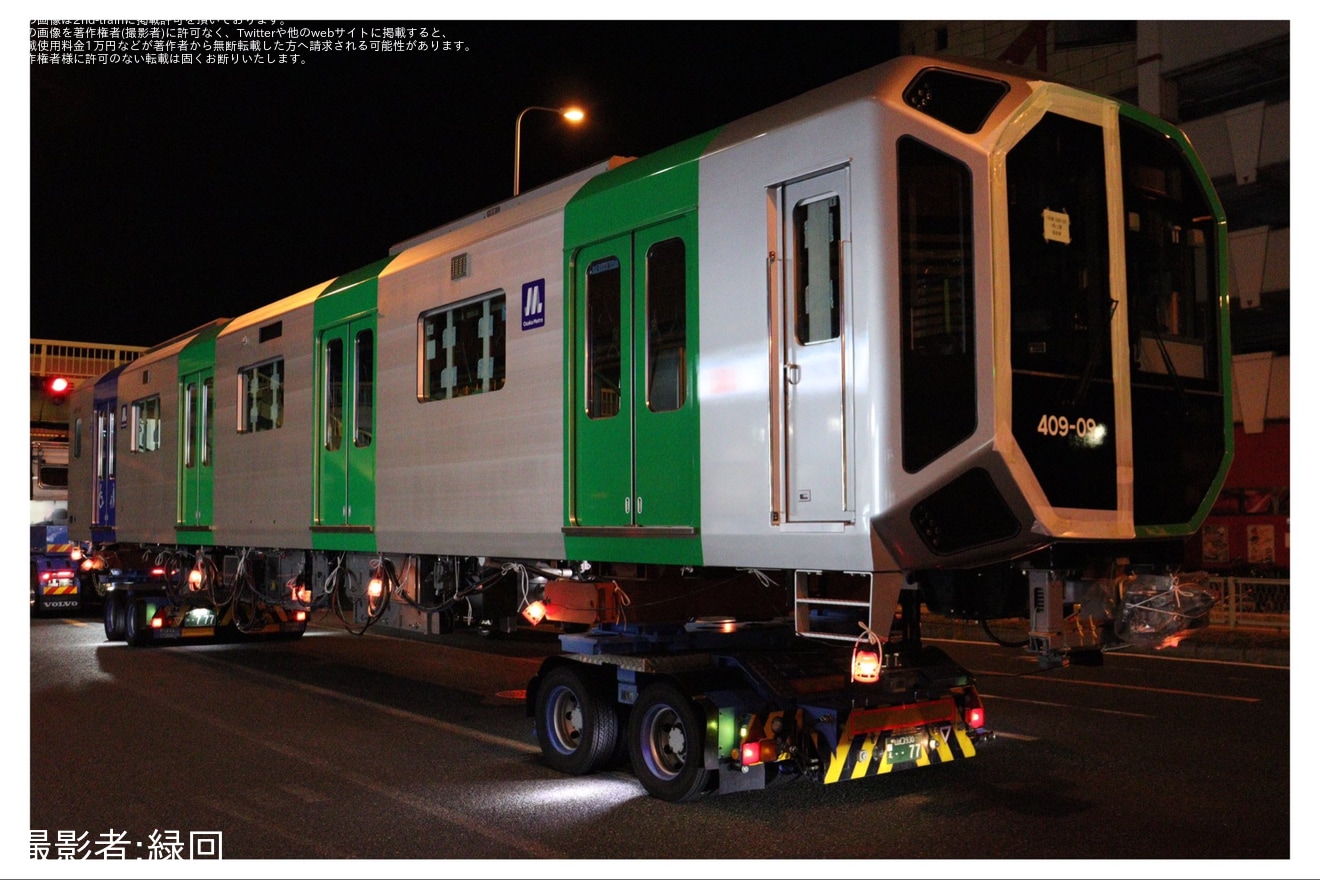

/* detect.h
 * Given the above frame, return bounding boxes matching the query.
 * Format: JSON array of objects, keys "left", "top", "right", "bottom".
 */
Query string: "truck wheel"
[
  {"left": 629, "top": 682, "right": 713, "bottom": 802},
  {"left": 104, "top": 592, "right": 127, "bottom": 641},
  {"left": 535, "top": 665, "right": 618, "bottom": 776},
  {"left": 124, "top": 598, "right": 150, "bottom": 647}
]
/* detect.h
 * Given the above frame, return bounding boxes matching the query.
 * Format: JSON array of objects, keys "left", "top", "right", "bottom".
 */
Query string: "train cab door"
[
  {"left": 92, "top": 399, "right": 116, "bottom": 529},
  {"left": 314, "top": 317, "right": 376, "bottom": 530},
  {"left": 177, "top": 369, "right": 215, "bottom": 531},
  {"left": 776, "top": 167, "right": 854, "bottom": 523},
  {"left": 570, "top": 215, "right": 698, "bottom": 531}
]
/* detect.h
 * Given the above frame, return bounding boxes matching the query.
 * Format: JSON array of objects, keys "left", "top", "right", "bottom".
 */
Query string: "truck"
[{"left": 29, "top": 440, "right": 84, "bottom": 614}]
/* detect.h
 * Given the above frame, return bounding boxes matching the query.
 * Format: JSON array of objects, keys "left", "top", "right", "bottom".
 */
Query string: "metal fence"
[{"left": 1206, "top": 577, "right": 1290, "bottom": 630}]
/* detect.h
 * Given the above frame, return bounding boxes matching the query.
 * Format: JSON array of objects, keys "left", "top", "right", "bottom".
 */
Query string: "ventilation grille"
[{"left": 451, "top": 253, "right": 470, "bottom": 280}]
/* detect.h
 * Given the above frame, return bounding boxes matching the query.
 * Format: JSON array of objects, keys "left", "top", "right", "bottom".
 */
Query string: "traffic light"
[{"left": 45, "top": 376, "right": 71, "bottom": 405}]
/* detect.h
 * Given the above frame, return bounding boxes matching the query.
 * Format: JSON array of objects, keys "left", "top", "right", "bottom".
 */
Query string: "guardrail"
[{"left": 1206, "top": 577, "right": 1289, "bottom": 630}]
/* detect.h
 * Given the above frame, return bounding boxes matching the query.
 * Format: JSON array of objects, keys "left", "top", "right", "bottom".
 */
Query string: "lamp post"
[{"left": 514, "top": 105, "right": 585, "bottom": 196}]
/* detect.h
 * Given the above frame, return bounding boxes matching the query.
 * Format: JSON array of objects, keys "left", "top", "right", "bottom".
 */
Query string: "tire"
[
  {"left": 104, "top": 592, "right": 127, "bottom": 641},
  {"left": 535, "top": 665, "right": 619, "bottom": 776},
  {"left": 124, "top": 598, "right": 150, "bottom": 647},
  {"left": 629, "top": 682, "right": 713, "bottom": 802}
]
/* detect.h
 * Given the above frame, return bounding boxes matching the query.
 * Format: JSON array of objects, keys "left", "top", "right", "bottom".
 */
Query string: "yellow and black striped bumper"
[{"left": 820, "top": 696, "right": 979, "bottom": 784}]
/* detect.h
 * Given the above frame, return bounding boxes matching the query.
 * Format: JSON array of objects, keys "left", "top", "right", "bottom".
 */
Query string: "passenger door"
[
  {"left": 177, "top": 369, "right": 215, "bottom": 529},
  {"left": 93, "top": 400, "right": 116, "bottom": 528},
  {"left": 779, "top": 168, "right": 853, "bottom": 523},
  {"left": 570, "top": 215, "right": 698, "bottom": 530},
  {"left": 315, "top": 317, "right": 376, "bottom": 529}
]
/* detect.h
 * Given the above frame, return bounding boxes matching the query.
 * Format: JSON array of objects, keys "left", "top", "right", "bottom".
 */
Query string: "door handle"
[{"left": 785, "top": 363, "right": 802, "bottom": 385}]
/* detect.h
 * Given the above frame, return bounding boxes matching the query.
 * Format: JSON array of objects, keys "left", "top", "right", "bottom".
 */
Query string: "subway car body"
[{"left": 67, "top": 56, "right": 1230, "bottom": 799}]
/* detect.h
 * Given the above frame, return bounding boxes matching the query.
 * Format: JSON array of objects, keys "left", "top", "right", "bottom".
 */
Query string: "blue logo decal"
[{"left": 521, "top": 279, "right": 546, "bottom": 331}]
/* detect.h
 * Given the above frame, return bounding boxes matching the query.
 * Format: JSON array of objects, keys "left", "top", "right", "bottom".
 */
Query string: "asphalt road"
[{"left": 29, "top": 613, "right": 1292, "bottom": 867}]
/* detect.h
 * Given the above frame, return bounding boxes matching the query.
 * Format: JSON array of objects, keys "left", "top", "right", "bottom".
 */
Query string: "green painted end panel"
[
  {"left": 564, "top": 128, "right": 720, "bottom": 246},
  {"left": 177, "top": 320, "right": 226, "bottom": 374},
  {"left": 562, "top": 134, "right": 714, "bottom": 567},
  {"left": 312, "top": 258, "right": 390, "bottom": 541},
  {"left": 311, "top": 530, "right": 377, "bottom": 553},
  {"left": 314, "top": 257, "right": 393, "bottom": 326},
  {"left": 1119, "top": 106, "right": 1234, "bottom": 538},
  {"left": 176, "top": 323, "right": 225, "bottom": 544},
  {"left": 564, "top": 535, "right": 702, "bottom": 567}
]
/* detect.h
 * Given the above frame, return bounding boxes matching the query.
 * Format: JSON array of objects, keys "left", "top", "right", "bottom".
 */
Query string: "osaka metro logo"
[{"left": 521, "top": 279, "right": 546, "bottom": 331}]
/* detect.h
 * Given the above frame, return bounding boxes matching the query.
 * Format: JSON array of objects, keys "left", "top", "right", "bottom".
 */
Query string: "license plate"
[{"left": 887, "top": 733, "right": 919, "bottom": 764}]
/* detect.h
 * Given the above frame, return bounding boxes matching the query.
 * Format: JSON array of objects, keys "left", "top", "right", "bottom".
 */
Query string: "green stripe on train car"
[
  {"left": 561, "top": 129, "right": 720, "bottom": 567},
  {"left": 175, "top": 321, "right": 227, "bottom": 546},
  {"left": 311, "top": 257, "right": 393, "bottom": 553}
]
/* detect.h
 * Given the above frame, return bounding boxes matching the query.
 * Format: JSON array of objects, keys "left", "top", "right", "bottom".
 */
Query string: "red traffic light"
[{"left": 45, "top": 376, "right": 72, "bottom": 403}]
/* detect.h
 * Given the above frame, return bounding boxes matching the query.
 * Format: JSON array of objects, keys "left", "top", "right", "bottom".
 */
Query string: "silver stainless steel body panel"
[
  {"left": 373, "top": 178, "right": 585, "bottom": 559},
  {"left": 212, "top": 282, "right": 330, "bottom": 548},
  {"left": 114, "top": 336, "right": 192, "bottom": 543}
]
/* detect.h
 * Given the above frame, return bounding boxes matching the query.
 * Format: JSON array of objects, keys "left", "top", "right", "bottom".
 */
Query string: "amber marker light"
[
  {"left": 852, "top": 647, "right": 882, "bottom": 683},
  {"left": 521, "top": 600, "right": 547, "bottom": 626}
]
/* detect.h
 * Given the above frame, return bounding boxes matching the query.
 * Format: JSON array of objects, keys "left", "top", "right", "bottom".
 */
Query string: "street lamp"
[{"left": 514, "top": 105, "right": 585, "bottom": 196}]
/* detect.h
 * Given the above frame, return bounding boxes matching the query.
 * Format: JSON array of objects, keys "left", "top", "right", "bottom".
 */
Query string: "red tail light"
[
  {"left": 740, "top": 739, "right": 778, "bottom": 766},
  {"left": 295, "top": 610, "right": 307, "bottom": 622},
  {"left": 965, "top": 705, "right": 985, "bottom": 730}
]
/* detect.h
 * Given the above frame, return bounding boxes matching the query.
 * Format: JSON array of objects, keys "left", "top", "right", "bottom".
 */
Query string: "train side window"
[
  {"left": 130, "top": 396, "right": 161, "bottom": 453},
  {"left": 183, "top": 383, "right": 197, "bottom": 468},
  {"left": 646, "top": 238, "right": 686, "bottom": 412},
  {"left": 418, "top": 291, "right": 507, "bottom": 402},
  {"left": 201, "top": 377, "right": 214, "bottom": 467},
  {"left": 898, "top": 136, "right": 976, "bottom": 473},
  {"left": 585, "top": 257, "right": 622, "bottom": 419},
  {"left": 354, "top": 330, "right": 373, "bottom": 447},
  {"left": 238, "top": 358, "right": 284, "bottom": 433},
  {"left": 794, "top": 196, "right": 841, "bottom": 344},
  {"left": 324, "top": 338, "right": 343, "bottom": 451}
]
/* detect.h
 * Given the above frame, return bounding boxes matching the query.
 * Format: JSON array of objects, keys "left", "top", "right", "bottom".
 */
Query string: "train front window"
[
  {"left": 1006, "top": 112, "right": 1112, "bottom": 382},
  {"left": 1120, "top": 116, "right": 1219, "bottom": 387}
]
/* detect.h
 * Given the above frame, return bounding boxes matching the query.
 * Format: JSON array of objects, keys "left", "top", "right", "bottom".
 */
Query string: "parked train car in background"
[{"left": 67, "top": 55, "right": 1230, "bottom": 800}]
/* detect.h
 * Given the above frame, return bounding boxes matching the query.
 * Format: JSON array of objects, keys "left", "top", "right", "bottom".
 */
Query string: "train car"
[{"left": 70, "top": 55, "right": 1229, "bottom": 800}]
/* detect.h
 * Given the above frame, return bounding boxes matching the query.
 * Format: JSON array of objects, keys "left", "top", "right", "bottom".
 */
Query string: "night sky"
[{"left": 30, "top": 19, "right": 901, "bottom": 348}]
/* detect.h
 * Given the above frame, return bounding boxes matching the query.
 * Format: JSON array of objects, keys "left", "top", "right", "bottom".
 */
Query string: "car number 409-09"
[{"left": 1036, "top": 414, "right": 1100, "bottom": 439}]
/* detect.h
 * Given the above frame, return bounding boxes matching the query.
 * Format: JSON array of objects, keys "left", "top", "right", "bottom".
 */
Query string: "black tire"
[
  {"left": 124, "top": 598, "right": 150, "bottom": 647},
  {"left": 629, "top": 682, "right": 713, "bottom": 802},
  {"left": 104, "top": 592, "right": 127, "bottom": 641},
  {"left": 535, "top": 665, "right": 619, "bottom": 776}
]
